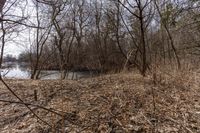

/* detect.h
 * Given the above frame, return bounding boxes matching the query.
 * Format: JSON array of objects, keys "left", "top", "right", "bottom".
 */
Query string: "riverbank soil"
[{"left": 0, "top": 70, "right": 200, "bottom": 132}]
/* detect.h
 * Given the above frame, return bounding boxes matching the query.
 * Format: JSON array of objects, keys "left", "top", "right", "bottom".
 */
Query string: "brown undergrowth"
[{"left": 0, "top": 68, "right": 200, "bottom": 133}]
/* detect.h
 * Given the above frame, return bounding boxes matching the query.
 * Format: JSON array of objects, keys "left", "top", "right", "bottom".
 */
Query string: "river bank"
[
  {"left": 1, "top": 62, "right": 100, "bottom": 80},
  {"left": 0, "top": 70, "right": 200, "bottom": 132}
]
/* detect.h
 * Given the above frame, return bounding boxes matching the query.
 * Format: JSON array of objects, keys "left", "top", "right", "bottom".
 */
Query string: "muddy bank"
[{"left": 0, "top": 71, "right": 200, "bottom": 132}]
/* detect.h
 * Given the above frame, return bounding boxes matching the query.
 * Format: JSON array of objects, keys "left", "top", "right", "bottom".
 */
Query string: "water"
[{"left": 1, "top": 63, "right": 97, "bottom": 80}]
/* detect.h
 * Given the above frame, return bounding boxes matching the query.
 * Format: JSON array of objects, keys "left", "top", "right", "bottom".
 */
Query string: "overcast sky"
[{"left": 2, "top": 0, "right": 36, "bottom": 57}]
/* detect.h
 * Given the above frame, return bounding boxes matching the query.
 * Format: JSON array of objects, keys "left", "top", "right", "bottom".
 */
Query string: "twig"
[
  {"left": 1, "top": 18, "right": 45, "bottom": 29},
  {"left": 0, "top": 99, "right": 65, "bottom": 117},
  {"left": 166, "top": 116, "right": 194, "bottom": 133},
  {"left": 0, "top": 77, "right": 51, "bottom": 127}
]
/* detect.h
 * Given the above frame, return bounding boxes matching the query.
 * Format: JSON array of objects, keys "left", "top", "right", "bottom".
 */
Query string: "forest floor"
[{"left": 0, "top": 69, "right": 200, "bottom": 133}]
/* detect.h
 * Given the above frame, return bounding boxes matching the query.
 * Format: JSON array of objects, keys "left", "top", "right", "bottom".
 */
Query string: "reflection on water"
[
  {"left": 1, "top": 64, "right": 30, "bottom": 79},
  {"left": 1, "top": 62, "right": 97, "bottom": 80}
]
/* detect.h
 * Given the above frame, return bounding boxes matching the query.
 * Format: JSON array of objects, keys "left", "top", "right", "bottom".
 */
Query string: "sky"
[
  {"left": 2, "top": 0, "right": 35, "bottom": 57},
  {"left": 4, "top": 44, "right": 25, "bottom": 57},
  {"left": 3, "top": 0, "right": 69, "bottom": 57}
]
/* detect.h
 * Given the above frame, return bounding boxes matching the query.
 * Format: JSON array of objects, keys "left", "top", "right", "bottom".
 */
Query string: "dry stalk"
[{"left": 61, "top": 98, "right": 65, "bottom": 133}]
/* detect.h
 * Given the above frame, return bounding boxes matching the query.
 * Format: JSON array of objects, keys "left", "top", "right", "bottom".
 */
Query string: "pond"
[{"left": 1, "top": 62, "right": 98, "bottom": 80}]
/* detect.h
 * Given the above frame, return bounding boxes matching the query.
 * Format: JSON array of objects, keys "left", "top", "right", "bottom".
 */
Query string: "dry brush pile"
[{"left": 0, "top": 68, "right": 200, "bottom": 133}]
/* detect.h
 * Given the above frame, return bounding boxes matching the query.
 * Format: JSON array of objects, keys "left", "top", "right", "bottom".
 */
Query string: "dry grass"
[{"left": 0, "top": 68, "right": 200, "bottom": 133}]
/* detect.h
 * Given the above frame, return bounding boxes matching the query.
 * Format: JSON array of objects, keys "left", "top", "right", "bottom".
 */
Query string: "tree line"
[{"left": 1, "top": 0, "right": 200, "bottom": 79}]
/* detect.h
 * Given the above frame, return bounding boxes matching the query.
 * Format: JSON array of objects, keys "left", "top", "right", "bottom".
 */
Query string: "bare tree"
[
  {"left": 49, "top": 1, "right": 76, "bottom": 79},
  {"left": 117, "top": 0, "right": 154, "bottom": 76},
  {"left": 30, "top": 0, "right": 52, "bottom": 79},
  {"left": 153, "top": 0, "right": 181, "bottom": 69}
]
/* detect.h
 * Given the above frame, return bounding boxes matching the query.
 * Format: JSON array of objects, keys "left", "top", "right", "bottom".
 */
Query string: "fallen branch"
[{"left": 0, "top": 77, "right": 51, "bottom": 127}]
